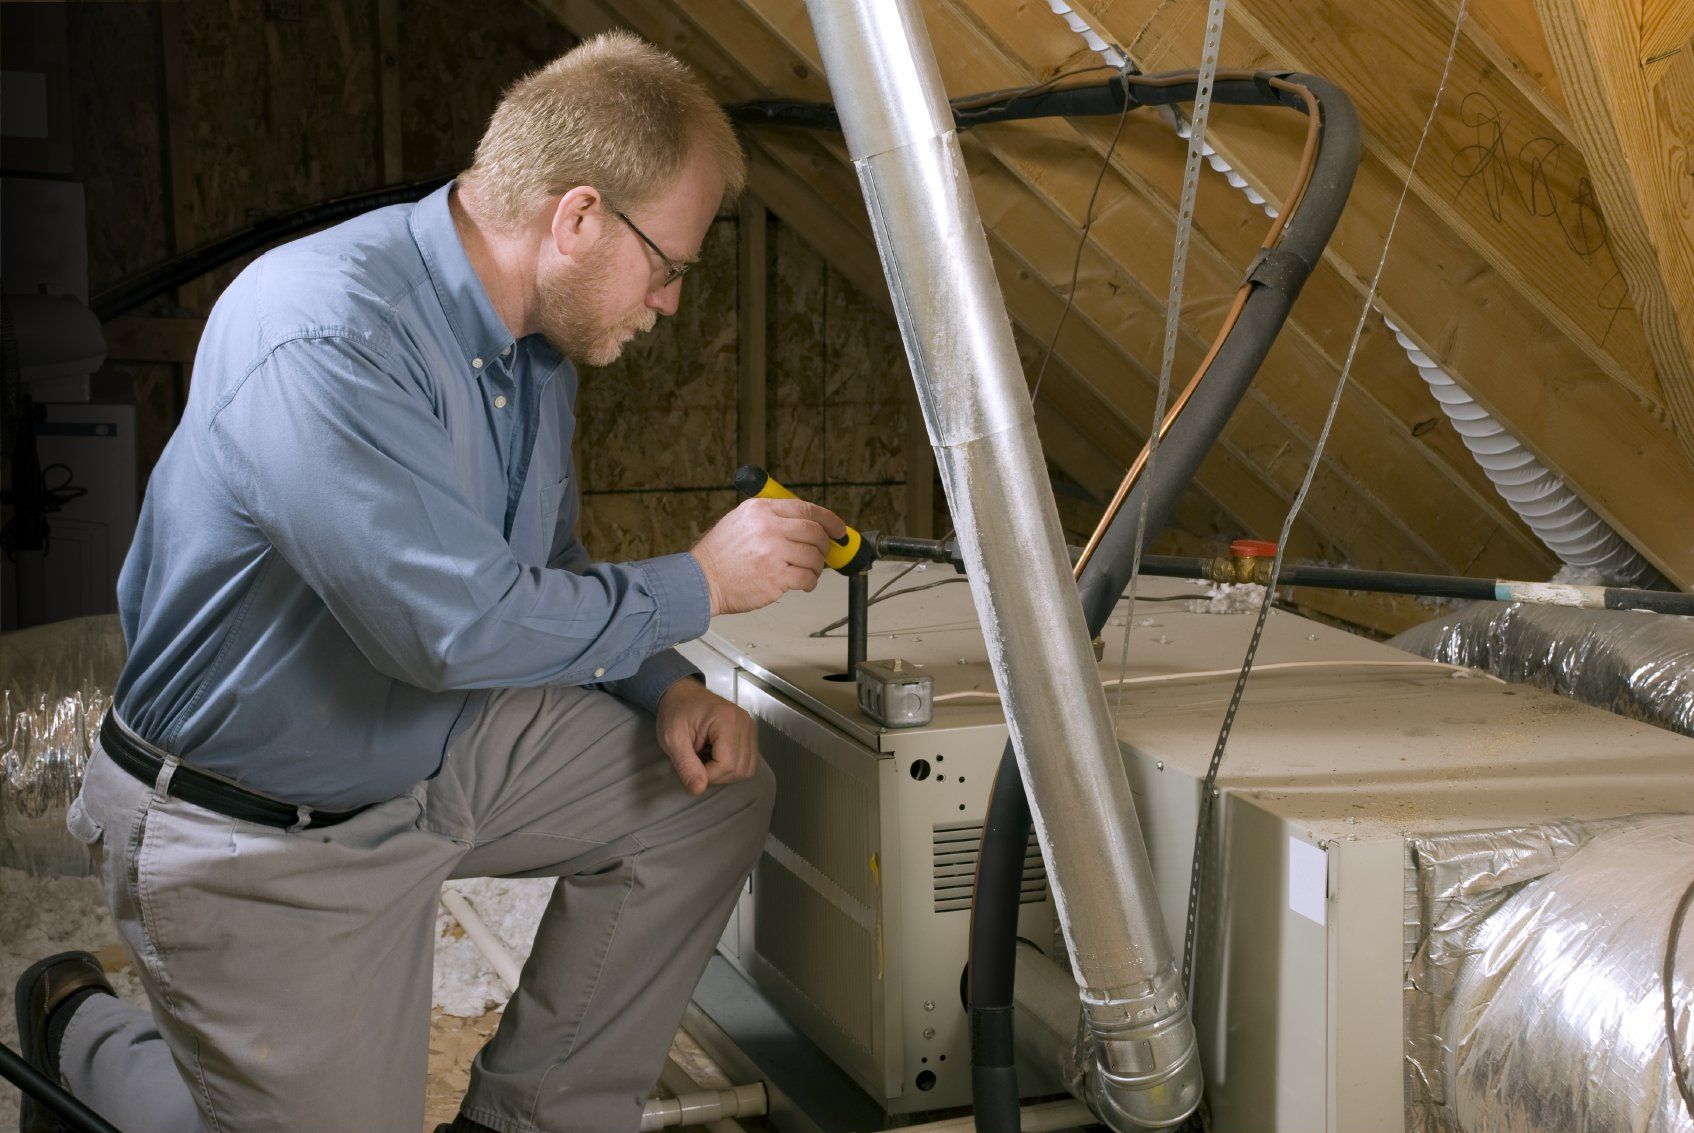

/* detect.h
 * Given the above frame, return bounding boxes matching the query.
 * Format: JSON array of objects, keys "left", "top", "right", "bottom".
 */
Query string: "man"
[{"left": 14, "top": 32, "right": 843, "bottom": 1133}]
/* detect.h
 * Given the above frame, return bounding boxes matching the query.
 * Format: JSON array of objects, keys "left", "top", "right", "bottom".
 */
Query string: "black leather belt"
[{"left": 99, "top": 712, "right": 374, "bottom": 831}]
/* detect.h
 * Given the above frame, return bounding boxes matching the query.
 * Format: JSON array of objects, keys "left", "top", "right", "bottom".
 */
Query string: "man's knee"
[{"left": 718, "top": 760, "right": 776, "bottom": 869}]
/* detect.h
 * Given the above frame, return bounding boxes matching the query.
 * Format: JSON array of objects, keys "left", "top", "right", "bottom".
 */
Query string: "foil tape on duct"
[
  {"left": 1445, "top": 817, "right": 1694, "bottom": 1133},
  {"left": 1, "top": 614, "right": 125, "bottom": 876},
  {"left": 1392, "top": 602, "right": 1694, "bottom": 737}
]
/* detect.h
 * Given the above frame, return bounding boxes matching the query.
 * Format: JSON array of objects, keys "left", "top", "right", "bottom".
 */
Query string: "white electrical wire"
[{"left": 933, "top": 658, "right": 1489, "bottom": 703}]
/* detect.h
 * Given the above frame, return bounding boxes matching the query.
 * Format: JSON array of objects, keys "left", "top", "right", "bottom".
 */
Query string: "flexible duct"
[
  {"left": 1443, "top": 817, "right": 1694, "bottom": 1133},
  {"left": 796, "top": 3, "right": 1202, "bottom": 1128},
  {"left": 1387, "top": 319, "right": 1663, "bottom": 585},
  {"left": 1, "top": 615, "right": 123, "bottom": 877},
  {"left": 1391, "top": 601, "right": 1694, "bottom": 736}
]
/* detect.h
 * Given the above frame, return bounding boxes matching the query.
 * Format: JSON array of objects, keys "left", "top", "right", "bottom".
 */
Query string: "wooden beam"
[
  {"left": 376, "top": 0, "right": 403, "bottom": 184},
  {"left": 1641, "top": 0, "right": 1694, "bottom": 64},
  {"left": 736, "top": 195, "right": 769, "bottom": 470},
  {"left": 1077, "top": 0, "right": 1694, "bottom": 584},
  {"left": 1093, "top": 0, "right": 1666, "bottom": 403},
  {"left": 1535, "top": 0, "right": 1694, "bottom": 468},
  {"left": 939, "top": 2, "right": 1560, "bottom": 578}
]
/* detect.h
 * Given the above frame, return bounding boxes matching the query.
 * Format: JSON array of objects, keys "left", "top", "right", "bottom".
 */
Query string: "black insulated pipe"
[{"left": 968, "top": 73, "right": 1359, "bottom": 1131}]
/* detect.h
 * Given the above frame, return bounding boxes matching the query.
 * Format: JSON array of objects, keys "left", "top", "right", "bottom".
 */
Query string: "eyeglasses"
[{"left": 612, "top": 209, "right": 692, "bottom": 288}]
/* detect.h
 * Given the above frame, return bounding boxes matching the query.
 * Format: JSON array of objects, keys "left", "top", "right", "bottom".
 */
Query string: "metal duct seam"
[
  {"left": 1040, "top": 8, "right": 1662, "bottom": 587},
  {"left": 801, "top": 2, "right": 1202, "bottom": 1128}
]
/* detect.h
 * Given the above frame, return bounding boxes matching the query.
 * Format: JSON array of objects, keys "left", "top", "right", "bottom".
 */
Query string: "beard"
[{"left": 535, "top": 236, "right": 658, "bottom": 367}]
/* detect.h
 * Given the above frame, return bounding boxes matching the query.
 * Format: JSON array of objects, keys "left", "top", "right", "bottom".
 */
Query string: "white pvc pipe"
[
  {"left": 438, "top": 887, "right": 523, "bottom": 991},
  {"left": 882, "top": 1099, "right": 1097, "bottom": 1133},
  {"left": 639, "top": 1083, "right": 767, "bottom": 1132},
  {"left": 439, "top": 889, "right": 765, "bottom": 1133}
]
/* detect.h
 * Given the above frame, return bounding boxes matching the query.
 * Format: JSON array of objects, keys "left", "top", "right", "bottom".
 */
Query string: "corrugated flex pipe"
[
  {"left": 1044, "top": 7, "right": 1663, "bottom": 588},
  {"left": 1386, "top": 317, "right": 1662, "bottom": 585}
]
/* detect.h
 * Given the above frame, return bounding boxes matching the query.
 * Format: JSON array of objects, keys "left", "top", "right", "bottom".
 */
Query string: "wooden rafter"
[
  {"left": 935, "top": 0, "right": 1556, "bottom": 579},
  {"left": 1535, "top": 0, "right": 1694, "bottom": 475},
  {"left": 1081, "top": 0, "right": 1694, "bottom": 586}
]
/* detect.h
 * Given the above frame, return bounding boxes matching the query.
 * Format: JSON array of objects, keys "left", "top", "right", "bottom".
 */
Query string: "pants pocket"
[{"left": 66, "top": 793, "right": 105, "bottom": 846}]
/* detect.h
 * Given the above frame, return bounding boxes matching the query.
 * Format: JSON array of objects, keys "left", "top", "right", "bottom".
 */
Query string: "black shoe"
[{"left": 13, "top": 950, "right": 114, "bottom": 1133}]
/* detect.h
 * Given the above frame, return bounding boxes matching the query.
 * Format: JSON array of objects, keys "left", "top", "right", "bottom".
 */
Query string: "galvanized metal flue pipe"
[{"left": 797, "top": 3, "right": 1202, "bottom": 1129}]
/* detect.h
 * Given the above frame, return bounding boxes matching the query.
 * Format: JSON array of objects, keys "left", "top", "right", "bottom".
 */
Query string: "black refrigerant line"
[{"left": 737, "top": 69, "right": 1363, "bottom": 1131}]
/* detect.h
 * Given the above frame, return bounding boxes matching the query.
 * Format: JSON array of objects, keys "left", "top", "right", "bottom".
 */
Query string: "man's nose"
[{"left": 647, "top": 282, "right": 681, "bottom": 317}]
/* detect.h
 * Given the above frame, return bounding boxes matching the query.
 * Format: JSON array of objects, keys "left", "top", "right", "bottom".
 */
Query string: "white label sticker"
[{"left": 1288, "top": 836, "right": 1327, "bottom": 926}]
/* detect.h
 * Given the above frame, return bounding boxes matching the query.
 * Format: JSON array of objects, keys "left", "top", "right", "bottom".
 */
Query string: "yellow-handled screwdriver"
[{"left": 734, "top": 465, "right": 877, "bottom": 574}]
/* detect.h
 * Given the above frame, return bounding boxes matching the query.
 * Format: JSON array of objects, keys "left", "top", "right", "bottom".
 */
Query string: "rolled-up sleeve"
[{"left": 208, "top": 333, "right": 712, "bottom": 693}]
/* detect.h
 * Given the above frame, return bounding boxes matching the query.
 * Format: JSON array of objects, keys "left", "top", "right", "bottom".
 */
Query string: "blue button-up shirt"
[{"left": 113, "top": 183, "right": 711, "bottom": 809}]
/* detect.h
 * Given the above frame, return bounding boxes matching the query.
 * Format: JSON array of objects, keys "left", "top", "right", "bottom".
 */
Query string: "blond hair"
[{"left": 462, "top": 31, "right": 746, "bottom": 226}]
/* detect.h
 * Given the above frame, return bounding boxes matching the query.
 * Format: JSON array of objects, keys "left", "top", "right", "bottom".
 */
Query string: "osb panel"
[
  {"left": 770, "top": 219, "right": 827, "bottom": 487},
  {"left": 579, "top": 489, "right": 738, "bottom": 563},
  {"left": 68, "top": 3, "right": 170, "bottom": 294},
  {"left": 768, "top": 219, "right": 911, "bottom": 518},
  {"left": 174, "top": 0, "right": 385, "bottom": 302},
  {"left": 400, "top": 0, "right": 575, "bottom": 181},
  {"left": 579, "top": 218, "right": 739, "bottom": 496},
  {"left": 820, "top": 259, "right": 907, "bottom": 487}
]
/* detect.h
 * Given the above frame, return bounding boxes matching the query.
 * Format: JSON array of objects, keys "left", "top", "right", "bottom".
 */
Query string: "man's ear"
[{"left": 549, "top": 186, "right": 604, "bottom": 262}]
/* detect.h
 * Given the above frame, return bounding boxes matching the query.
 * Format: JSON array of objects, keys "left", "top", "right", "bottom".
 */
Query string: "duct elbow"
[{"left": 1082, "top": 969, "right": 1204, "bottom": 1131}]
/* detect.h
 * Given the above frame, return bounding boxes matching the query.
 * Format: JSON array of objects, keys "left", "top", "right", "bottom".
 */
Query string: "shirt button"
[
  {"left": 494, "top": 395, "right": 508, "bottom": 409},
  {"left": 472, "top": 357, "right": 484, "bottom": 369},
  {"left": 594, "top": 667, "right": 606, "bottom": 678},
  {"left": 501, "top": 345, "right": 512, "bottom": 358}
]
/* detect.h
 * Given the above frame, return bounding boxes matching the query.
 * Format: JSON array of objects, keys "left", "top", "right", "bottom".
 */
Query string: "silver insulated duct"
[{"left": 797, "top": 3, "right": 1202, "bottom": 1127}]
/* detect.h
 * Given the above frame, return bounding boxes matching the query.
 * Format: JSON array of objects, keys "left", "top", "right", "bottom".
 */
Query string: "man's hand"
[
  {"left": 690, "top": 497, "right": 847, "bottom": 616},
  {"left": 656, "top": 678, "right": 760, "bottom": 796}
]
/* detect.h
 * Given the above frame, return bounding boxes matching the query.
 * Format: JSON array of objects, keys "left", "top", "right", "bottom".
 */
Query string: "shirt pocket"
[{"left": 511, "top": 472, "right": 571, "bottom": 565}]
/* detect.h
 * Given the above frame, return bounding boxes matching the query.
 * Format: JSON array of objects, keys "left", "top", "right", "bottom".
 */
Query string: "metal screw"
[
  {"left": 924, "top": 1000, "right": 935, "bottom": 1012},
  {"left": 1155, "top": 761, "right": 1164, "bottom": 771},
  {"left": 922, "top": 1027, "right": 936, "bottom": 1039}
]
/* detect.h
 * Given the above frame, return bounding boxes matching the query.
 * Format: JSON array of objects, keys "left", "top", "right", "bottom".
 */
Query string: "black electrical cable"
[
  {"left": 1668, "top": 873, "right": 1694, "bottom": 1121},
  {"left": 91, "top": 176, "right": 450, "bottom": 322}
]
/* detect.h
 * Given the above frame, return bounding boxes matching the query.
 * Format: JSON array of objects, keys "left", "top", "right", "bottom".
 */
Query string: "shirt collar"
[{"left": 409, "top": 180, "right": 519, "bottom": 372}]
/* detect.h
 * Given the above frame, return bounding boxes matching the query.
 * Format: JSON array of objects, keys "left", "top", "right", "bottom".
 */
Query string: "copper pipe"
[{"left": 1072, "top": 78, "right": 1321, "bottom": 581}]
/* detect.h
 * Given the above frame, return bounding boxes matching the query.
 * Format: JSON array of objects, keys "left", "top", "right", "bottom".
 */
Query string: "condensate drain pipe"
[{"left": 797, "top": 2, "right": 1203, "bottom": 1129}]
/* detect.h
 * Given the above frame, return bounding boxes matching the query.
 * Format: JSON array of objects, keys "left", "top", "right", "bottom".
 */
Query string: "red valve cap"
[{"left": 1229, "top": 538, "right": 1280, "bottom": 559}]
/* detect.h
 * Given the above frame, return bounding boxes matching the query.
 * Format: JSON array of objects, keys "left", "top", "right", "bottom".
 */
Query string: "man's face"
[{"left": 536, "top": 151, "right": 724, "bottom": 366}]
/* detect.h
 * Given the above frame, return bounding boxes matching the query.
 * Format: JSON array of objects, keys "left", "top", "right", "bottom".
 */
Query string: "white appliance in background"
[{"left": 2, "top": 174, "right": 132, "bottom": 628}]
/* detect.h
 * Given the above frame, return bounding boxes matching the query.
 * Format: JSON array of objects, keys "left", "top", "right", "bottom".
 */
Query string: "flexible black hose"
[
  {"left": 968, "top": 73, "right": 1359, "bottom": 1131},
  {"left": 91, "top": 177, "right": 450, "bottom": 322},
  {"left": 0, "top": 1041, "right": 123, "bottom": 1133}
]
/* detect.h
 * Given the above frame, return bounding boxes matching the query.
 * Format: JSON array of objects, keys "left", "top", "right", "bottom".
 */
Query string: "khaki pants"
[{"left": 59, "top": 684, "right": 774, "bottom": 1133}]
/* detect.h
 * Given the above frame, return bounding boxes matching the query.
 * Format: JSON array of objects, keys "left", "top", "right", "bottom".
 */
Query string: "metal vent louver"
[{"left": 932, "top": 822, "right": 1047, "bottom": 913}]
